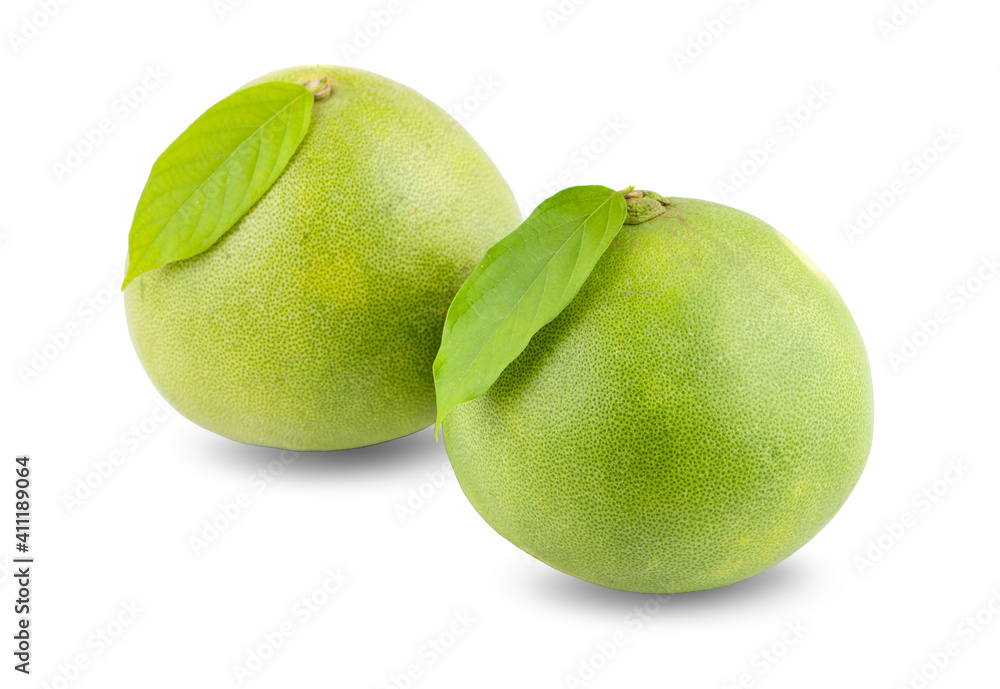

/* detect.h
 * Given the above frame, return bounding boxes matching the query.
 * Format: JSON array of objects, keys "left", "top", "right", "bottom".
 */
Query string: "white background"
[{"left": 3, "top": 0, "right": 999, "bottom": 687}]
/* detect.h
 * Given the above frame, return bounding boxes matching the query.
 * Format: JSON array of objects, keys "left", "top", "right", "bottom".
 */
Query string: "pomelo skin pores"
[
  {"left": 125, "top": 66, "right": 521, "bottom": 451},
  {"left": 443, "top": 191, "right": 873, "bottom": 594}
]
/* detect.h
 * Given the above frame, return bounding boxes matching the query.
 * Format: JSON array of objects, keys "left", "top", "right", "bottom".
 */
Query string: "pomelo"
[
  {"left": 443, "top": 191, "right": 874, "bottom": 593},
  {"left": 125, "top": 66, "right": 521, "bottom": 451}
]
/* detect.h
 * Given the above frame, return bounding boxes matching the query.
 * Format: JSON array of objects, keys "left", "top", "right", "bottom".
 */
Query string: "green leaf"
[
  {"left": 121, "top": 81, "right": 313, "bottom": 289},
  {"left": 433, "top": 185, "right": 629, "bottom": 436}
]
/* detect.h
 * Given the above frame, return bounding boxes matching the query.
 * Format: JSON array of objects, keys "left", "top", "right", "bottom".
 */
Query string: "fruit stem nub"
[
  {"left": 301, "top": 76, "right": 335, "bottom": 102},
  {"left": 623, "top": 190, "right": 670, "bottom": 225}
]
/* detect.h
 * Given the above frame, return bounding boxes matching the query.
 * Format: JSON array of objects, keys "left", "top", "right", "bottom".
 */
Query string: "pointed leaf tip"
[{"left": 121, "top": 81, "right": 313, "bottom": 289}]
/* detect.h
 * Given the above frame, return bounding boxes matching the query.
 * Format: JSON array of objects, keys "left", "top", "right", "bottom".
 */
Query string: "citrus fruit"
[
  {"left": 443, "top": 191, "right": 873, "bottom": 593},
  {"left": 125, "top": 65, "right": 521, "bottom": 451}
]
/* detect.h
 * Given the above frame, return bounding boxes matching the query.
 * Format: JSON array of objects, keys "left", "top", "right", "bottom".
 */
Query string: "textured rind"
[
  {"left": 443, "top": 197, "right": 874, "bottom": 593},
  {"left": 124, "top": 66, "right": 522, "bottom": 450}
]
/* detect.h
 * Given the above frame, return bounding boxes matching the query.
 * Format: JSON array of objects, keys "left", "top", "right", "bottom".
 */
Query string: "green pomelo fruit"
[
  {"left": 443, "top": 192, "right": 873, "bottom": 594},
  {"left": 125, "top": 66, "right": 521, "bottom": 451}
]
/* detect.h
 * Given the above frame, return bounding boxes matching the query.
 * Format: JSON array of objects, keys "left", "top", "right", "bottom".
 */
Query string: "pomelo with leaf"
[
  {"left": 436, "top": 188, "right": 873, "bottom": 594},
  {"left": 123, "top": 66, "right": 520, "bottom": 451}
]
